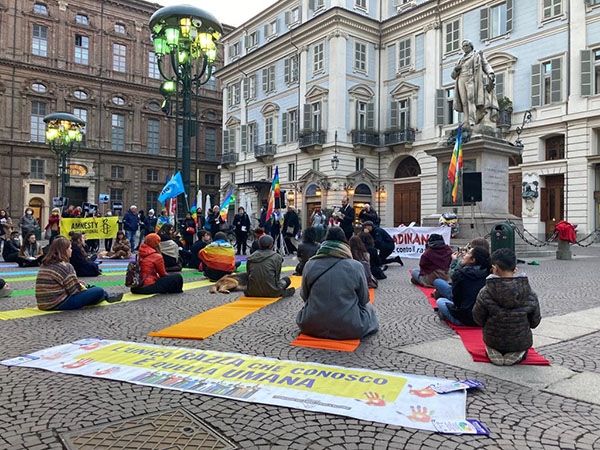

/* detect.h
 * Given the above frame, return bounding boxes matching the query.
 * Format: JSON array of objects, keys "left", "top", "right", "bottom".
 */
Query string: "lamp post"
[
  {"left": 43, "top": 112, "right": 85, "bottom": 201},
  {"left": 149, "top": 5, "right": 222, "bottom": 217}
]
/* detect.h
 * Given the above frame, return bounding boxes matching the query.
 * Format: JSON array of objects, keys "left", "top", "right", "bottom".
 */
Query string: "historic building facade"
[
  {"left": 218, "top": 0, "right": 600, "bottom": 238},
  {"left": 0, "top": 0, "right": 228, "bottom": 226}
]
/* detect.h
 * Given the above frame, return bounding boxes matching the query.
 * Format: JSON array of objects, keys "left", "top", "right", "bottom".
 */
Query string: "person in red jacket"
[
  {"left": 410, "top": 233, "right": 453, "bottom": 287},
  {"left": 130, "top": 233, "right": 183, "bottom": 294}
]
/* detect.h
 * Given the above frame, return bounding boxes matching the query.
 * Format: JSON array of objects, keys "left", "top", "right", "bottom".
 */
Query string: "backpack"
[{"left": 125, "top": 255, "right": 143, "bottom": 288}]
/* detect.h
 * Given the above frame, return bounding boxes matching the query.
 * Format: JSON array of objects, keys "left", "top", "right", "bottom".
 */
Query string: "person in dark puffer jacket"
[{"left": 473, "top": 248, "right": 541, "bottom": 366}]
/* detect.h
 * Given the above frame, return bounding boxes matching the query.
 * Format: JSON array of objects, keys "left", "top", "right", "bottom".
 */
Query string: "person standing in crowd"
[
  {"left": 336, "top": 196, "right": 355, "bottom": 241},
  {"left": 282, "top": 206, "right": 300, "bottom": 254},
  {"left": 0, "top": 209, "right": 14, "bottom": 254},
  {"left": 361, "top": 221, "right": 403, "bottom": 268},
  {"left": 104, "top": 211, "right": 114, "bottom": 252},
  {"left": 19, "top": 208, "right": 38, "bottom": 237},
  {"left": 156, "top": 209, "right": 171, "bottom": 231},
  {"left": 410, "top": 234, "right": 453, "bottom": 287},
  {"left": 270, "top": 212, "right": 282, "bottom": 252},
  {"left": 44, "top": 208, "right": 61, "bottom": 244},
  {"left": 233, "top": 207, "right": 251, "bottom": 255},
  {"left": 358, "top": 203, "right": 379, "bottom": 225},
  {"left": 73, "top": 206, "right": 83, "bottom": 217},
  {"left": 35, "top": 236, "right": 123, "bottom": 310},
  {"left": 206, "top": 205, "right": 221, "bottom": 238},
  {"left": 259, "top": 205, "right": 272, "bottom": 235},
  {"left": 196, "top": 207, "right": 206, "bottom": 232},
  {"left": 3, "top": 231, "right": 21, "bottom": 263},
  {"left": 245, "top": 235, "right": 295, "bottom": 298},
  {"left": 130, "top": 233, "right": 184, "bottom": 295},
  {"left": 144, "top": 209, "right": 158, "bottom": 240},
  {"left": 296, "top": 227, "right": 378, "bottom": 340},
  {"left": 310, "top": 206, "right": 326, "bottom": 242},
  {"left": 17, "top": 232, "right": 44, "bottom": 267},
  {"left": 199, "top": 231, "right": 240, "bottom": 281},
  {"left": 181, "top": 211, "right": 197, "bottom": 252},
  {"left": 136, "top": 209, "right": 146, "bottom": 251},
  {"left": 62, "top": 205, "right": 75, "bottom": 218},
  {"left": 295, "top": 227, "right": 319, "bottom": 276},
  {"left": 122, "top": 205, "right": 139, "bottom": 251}
]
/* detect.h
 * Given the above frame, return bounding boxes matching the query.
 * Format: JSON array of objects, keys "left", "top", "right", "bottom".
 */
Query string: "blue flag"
[{"left": 158, "top": 172, "right": 185, "bottom": 204}]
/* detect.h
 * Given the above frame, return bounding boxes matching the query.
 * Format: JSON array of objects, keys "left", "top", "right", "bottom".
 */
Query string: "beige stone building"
[{"left": 0, "top": 0, "right": 229, "bottom": 227}]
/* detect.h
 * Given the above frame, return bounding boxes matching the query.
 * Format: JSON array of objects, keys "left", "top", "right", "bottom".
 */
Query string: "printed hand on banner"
[
  {"left": 94, "top": 366, "right": 120, "bottom": 376},
  {"left": 407, "top": 384, "right": 437, "bottom": 398},
  {"left": 405, "top": 405, "right": 434, "bottom": 423},
  {"left": 357, "top": 391, "right": 386, "bottom": 407},
  {"left": 41, "top": 352, "right": 66, "bottom": 360},
  {"left": 62, "top": 358, "right": 94, "bottom": 369}
]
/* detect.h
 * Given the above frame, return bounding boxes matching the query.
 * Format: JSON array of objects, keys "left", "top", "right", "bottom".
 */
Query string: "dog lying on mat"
[{"left": 208, "top": 272, "right": 249, "bottom": 294}]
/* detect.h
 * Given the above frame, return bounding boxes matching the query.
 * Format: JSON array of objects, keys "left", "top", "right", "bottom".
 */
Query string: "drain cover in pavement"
[{"left": 60, "top": 408, "right": 237, "bottom": 450}]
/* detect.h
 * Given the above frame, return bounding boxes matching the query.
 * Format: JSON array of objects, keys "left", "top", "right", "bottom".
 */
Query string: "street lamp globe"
[{"left": 149, "top": 4, "right": 223, "bottom": 216}]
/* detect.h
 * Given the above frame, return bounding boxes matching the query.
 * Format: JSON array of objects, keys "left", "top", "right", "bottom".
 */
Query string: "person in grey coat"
[
  {"left": 296, "top": 226, "right": 379, "bottom": 340},
  {"left": 18, "top": 208, "right": 38, "bottom": 237},
  {"left": 245, "top": 235, "right": 294, "bottom": 298}
]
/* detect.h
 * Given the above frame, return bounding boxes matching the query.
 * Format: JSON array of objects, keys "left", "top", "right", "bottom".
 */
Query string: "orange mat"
[
  {"left": 290, "top": 288, "right": 375, "bottom": 352},
  {"left": 149, "top": 275, "right": 302, "bottom": 340}
]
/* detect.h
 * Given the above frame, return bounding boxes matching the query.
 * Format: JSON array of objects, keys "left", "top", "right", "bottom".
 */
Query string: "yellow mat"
[{"left": 149, "top": 275, "right": 302, "bottom": 340}]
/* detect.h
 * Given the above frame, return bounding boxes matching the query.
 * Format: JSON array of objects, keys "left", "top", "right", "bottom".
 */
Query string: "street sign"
[
  {"left": 99, "top": 194, "right": 110, "bottom": 204},
  {"left": 52, "top": 197, "right": 68, "bottom": 208},
  {"left": 113, "top": 202, "right": 123, "bottom": 212},
  {"left": 82, "top": 202, "right": 99, "bottom": 215}
]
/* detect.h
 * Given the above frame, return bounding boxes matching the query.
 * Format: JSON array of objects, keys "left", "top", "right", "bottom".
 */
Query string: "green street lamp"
[
  {"left": 43, "top": 112, "right": 85, "bottom": 201},
  {"left": 149, "top": 4, "right": 222, "bottom": 215}
]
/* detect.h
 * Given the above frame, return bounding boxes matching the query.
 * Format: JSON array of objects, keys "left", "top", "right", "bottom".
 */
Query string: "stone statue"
[{"left": 451, "top": 39, "right": 498, "bottom": 128}]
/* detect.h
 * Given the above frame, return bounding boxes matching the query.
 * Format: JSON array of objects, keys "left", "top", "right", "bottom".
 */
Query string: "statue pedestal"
[{"left": 425, "top": 132, "right": 522, "bottom": 239}]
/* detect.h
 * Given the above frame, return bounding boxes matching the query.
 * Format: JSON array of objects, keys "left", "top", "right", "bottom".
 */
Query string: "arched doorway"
[
  {"left": 352, "top": 183, "right": 373, "bottom": 225},
  {"left": 393, "top": 156, "right": 421, "bottom": 226},
  {"left": 28, "top": 197, "right": 44, "bottom": 235},
  {"left": 305, "top": 183, "right": 321, "bottom": 226}
]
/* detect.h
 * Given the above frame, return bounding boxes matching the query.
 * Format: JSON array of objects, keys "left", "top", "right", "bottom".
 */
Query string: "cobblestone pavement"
[{"left": 1, "top": 243, "right": 600, "bottom": 449}]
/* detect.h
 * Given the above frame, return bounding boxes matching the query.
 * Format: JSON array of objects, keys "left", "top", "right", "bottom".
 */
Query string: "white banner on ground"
[
  {"left": 384, "top": 226, "right": 452, "bottom": 259},
  {"left": 2, "top": 338, "right": 467, "bottom": 432}
]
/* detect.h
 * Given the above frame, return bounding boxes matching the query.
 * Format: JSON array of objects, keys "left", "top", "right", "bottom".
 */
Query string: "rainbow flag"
[
  {"left": 266, "top": 166, "right": 280, "bottom": 221},
  {"left": 190, "top": 200, "right": 197, "bottom": 226},
  {"left": 219, "top": 187, "right": 235, "bottom": 222},
  {"left": 447, "top": 125, "right": 463, "bottom": 203}
]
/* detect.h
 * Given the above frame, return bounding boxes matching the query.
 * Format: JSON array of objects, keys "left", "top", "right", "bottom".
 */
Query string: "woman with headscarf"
[
  {"left": 296, "top": 226, "right": 379, "bottom": 340},
  {"left": 130, "top": 233, "right": 183, "bottom": 294}
]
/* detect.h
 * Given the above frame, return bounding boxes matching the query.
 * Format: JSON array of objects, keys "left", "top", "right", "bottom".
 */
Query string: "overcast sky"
[{"left": 156, "top": 0, "right": 278, "bottom": 27}]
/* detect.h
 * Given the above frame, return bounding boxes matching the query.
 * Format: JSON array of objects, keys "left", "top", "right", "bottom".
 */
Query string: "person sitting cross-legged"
[
  {"left": 130, "top": 233, "right": 183, "bottom": 295},
  {"left": 245, "top": 235, "right": 295, "bottom": 298},
  {"left": 296, "top": 226, "right": 379, "bottom": 340},
  {"left": 410, "top": 234, "right": 452, "bottom": 287},
  {"left": 199, "top": 232, "right": 240, "bottom": 282}
]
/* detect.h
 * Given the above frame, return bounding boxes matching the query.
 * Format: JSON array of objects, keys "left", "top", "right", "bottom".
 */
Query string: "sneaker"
[
  {"left": 282, "top": 287, "right": 295, "bottom": 298},
  {"left": 106, "top": 293, "right": 124, "bottom": 303}
]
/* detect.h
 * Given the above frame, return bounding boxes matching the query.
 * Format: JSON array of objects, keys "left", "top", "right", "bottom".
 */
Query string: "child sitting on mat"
[{"left": 472, "top": 248, "right": 541, "bottom": 366}]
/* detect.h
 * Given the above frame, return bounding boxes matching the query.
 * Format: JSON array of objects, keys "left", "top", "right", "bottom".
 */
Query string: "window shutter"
[
  {"left": 581, "top": 50, "right": 592, "bottom": 96},
  {"left": 282, "top": 112, "right": 288, "bottom": 143},
  {"left": 285, "top": 11, "right": 291, "bottom": 25},
  {"left": 506, "top": 0, "right": 513, "bottom": 33},
  {"left": 244, "top": 35, "right": 249, "bottom": 49},
  {"left": 263, "top": 24, "right": 269, "bottom": 37},
  {"left": 254, "top": 126, "right": 258, "bottom": 148},
  {"left": 309, "top": 0, "right": 315, "bottom": 9},
  {"left": 390, "top": 101, "right": 398, "bottom": 129},
  {"left": 480, "top": 8, "right": 489, "bottom": 41},
  {"left": 303, "top": 104, "right": 311, "bottom": 131},
  {"left": 269, "top": 65, "right": 275, "bottom": 91},
  {"left": 435, "top": 90, "right": 445, "bottom": 126},
  {"left": 227, "top": 87, "right": 232, "bottom": 107},
  {"left": 495, "top": 73, "right": 505, "bottom": 100},
  {"left": 585, "top": 0, "right": 593, "bottom": 5},
  {"left": 366, "top": 102, "right": 375, "bottom": 132},
  {"left": 262, "top": 68, "right": 268, "bottom": 92},
  {"left": 284, "top": 58, "right": 290, "bottom": 84},
  {"left": 241, "top": 125, "right": 247, "bottom": 152},
  {"left": 550, "top": 58, "right": 562, "bottom": 103},
  {"left": 243, "top": 78, "right": 249, "bottom": 99},
  {"left": 230, "top": 128, "right": 236, "bottom": 152},
  {"left": 531, "top": 64, "right": 541, "bottom": 107},
  {"left": 223, "top": 130, "right": 229, "bottom": 153}
]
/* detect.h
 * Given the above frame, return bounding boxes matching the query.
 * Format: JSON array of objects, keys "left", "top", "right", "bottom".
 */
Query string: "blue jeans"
[
  {"left": 433, "top": 279, "right": 453, "bottom": 300},
  {"left": 411, "top": 268, "right": 424, "bottom": 284},
  {"left": 52, "top": 287, "right": 107, "bottom": 310},
  {"left": 125, "top": 229, "right": 136, "bottom": 250},
  {"left": 436, "top": 298, "right": 465, "bottom": 326}
]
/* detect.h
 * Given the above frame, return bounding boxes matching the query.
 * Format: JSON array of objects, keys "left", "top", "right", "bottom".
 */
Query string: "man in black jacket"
[
  {"left": 362, "top": 221, "right": 403, "bottom": 267},
  {"left": 2, "top": 231, "right": 21, "bottom": 262},
  {"left": 337, "top": 196, "right": 355, "bottom": 240}
]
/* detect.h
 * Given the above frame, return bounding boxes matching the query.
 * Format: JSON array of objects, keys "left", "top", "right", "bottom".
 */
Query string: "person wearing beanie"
[
  {"left": 250, "top": 227, "right": 265, "bottom": 255},
  {"left": 410, "top": 233, "right": 453, "bottom": 287},
  {"left": 198, "top": 232, "right": 240, "bottom": 281},
  {"left": 245, "top": 234, "right": 295, "bottom": 298},
  {"left": 130, "top": 233, "right": 183, "bottom": 294}
]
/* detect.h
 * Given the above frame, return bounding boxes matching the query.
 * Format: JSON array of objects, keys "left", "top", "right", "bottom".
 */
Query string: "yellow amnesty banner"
[
  {"left": 60, "top": 217, "right": 119, "bottom": 239},
  {"left": 0, "top": 339, "right": 467, "bottom": 431}
]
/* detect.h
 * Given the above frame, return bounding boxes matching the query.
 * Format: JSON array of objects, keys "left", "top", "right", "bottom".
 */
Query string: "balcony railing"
[
  {"left": 383, "top": 128, "right": 416, "bottom": 146},
  {"left": 221, "top": 152, "right": 238, "bottom": 165},
  {"left": 299, "top": 130, "right": 326, "bottom": 148},
  {"left": 254, "top": 143, "right": 277, "bottom": 159},
  {"left": 351, "top": 130, "right": 380, "bottom": 147}
]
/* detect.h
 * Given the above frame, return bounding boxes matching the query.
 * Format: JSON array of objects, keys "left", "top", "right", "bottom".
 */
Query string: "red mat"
[
  {"left": 411, "top": 271, "right": 550, "bottom": 365},
  {"left": 290, "top": 288, "right": 375, "bottom": 352}
]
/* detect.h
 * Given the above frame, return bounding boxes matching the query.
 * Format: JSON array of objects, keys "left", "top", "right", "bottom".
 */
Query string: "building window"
[
  {"left": 32, "top": 25, "right": 48, "bottom": 57},
  {"left": 245, "top": 30, "right": 258, "bottom": 50},
  {"left": 113, "top": 43, "right": 126, "bottom": 72},
  {"left": 311, "top": 0, "right": 325, "bottom": 11},
  {"left": 114, "top": 23, "right": 126, "bottom": 34},
  {"left": 74, "top": 90, "right": 88, "bottom": 100},
  {"left": 355, "top": 41, "right": 367, "bottom": 72},
  {"left": 542, "top": 0, "right": 562, "bottom": 20},
  {"left": 111, "top": 188, "right": 124, "bottom": 204},
  {"left": 311, "top": 102, "right": 322, "bottom": 130},
  {"left": 288, "top": 163, "right": 296, "bottom": 181},
  {"left": 146, "top": 191, "right": 159, "bottom": 213},
  {"left": 205, "top": 74, "right": 217, "bottom": 90},
  {"left": 76, "top": 14, "right": 89, "bottom": 25},
  {"left": 356, "top": 101, "right": 367, "bottom": 131},
  {"left": 31, "top": 159, "right": 45, "bottom": 179},
  {"left": 31, "top": 101, "right": 46, "bottom": 142},
  {"left": 262, "top": 65, "right": 276, "bottom": 93},
  {"left": 147, "top": 168, "right": 159, "bottom": 182},
  {"left": 312, "top": 158, "right": 320, "bottom": 172},
  {"left": 545, "top": 136, "right": 565, "bottom": 160},
  {"left": 229, "top": 42, "right": 240, "bottom": 59},
  {"left": 205, "top": 127, "right": 217, "bottom": 161},
  {"left": 532, "top": 59, "right": 562, "bottom": 106},
  {"left": 30, "top": 185, "right": 45, "bottom": 194},
  {"left": 265, "top": 117, "right": 274, "bottom": 143},
  {"left": 205, "top": 173, "right": 216, "bottom": 185},
  {"left": 31, "top": 83, "right": 47, "bottom": 93},
  {"left": 73, "top": 107, "right": 87, "bottom": 142},
  {"left": 33, "top": 3, "right": 48, "bottom": 15},
  {"left": 284, "top": 55, "right": 299, "bottom": 84},
  {"left": 356, "top": 157, "right": 365, "bottom": 171},
  {"left": 391, "top": 99, "right": 410, "bottom": 130},
  {"left": 74, "top": 34, "right": 89, "bottom": 65},
  {"left": 355, "top": 0, "right": 367, "bottom": 10},
  {"left": 147, "top": 119, "right": 160, "bottom": 155},
  {"left": 266, "top": 165, "right": 273, "bottom": 180},
  {"left": 286, "top": 7, "right": 300, "bottom": 27},
  {"left": 265, "top": 19, "right": 278, "bottom": 37},
  {"left": 247, "top": 169, "right": 253, "bottom": 182},
  {"left": 243, "top": 74, "right": 256, "bottom": 99},
  {"left": 481, "top": 1, "right": 513, "bottom": 40},
  {"left": 148, "top": 52, "right": 160, "bottom": 79},
  {"left": 228, "top": 82, "right": 241, "bottom": 107},
  {"left": 398, "top": 38, "right": 411, "bottom": 70},
  {"left": 242, "top": 123, "right": 257, "bottom": 152},
  {"left": 436, "top": 88, "right": 459, "bottom": 126},
  {"left": 282, "top": 109, "right": 298, "bottom": 143},
  {"left": 111, "top": 166, "right": 124, "bottom": 179},
  {"left": 112, "top": 96, "right": 125, "bottom": 106},
  {"left": 445, "top": 19, "right": 460, "bottom": 53},
  {"left": 313, "top": 42, "right": 324, "bottom": 73},
  {"left": 111, "top": 114, "right": 125, "bottom": 150}
]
